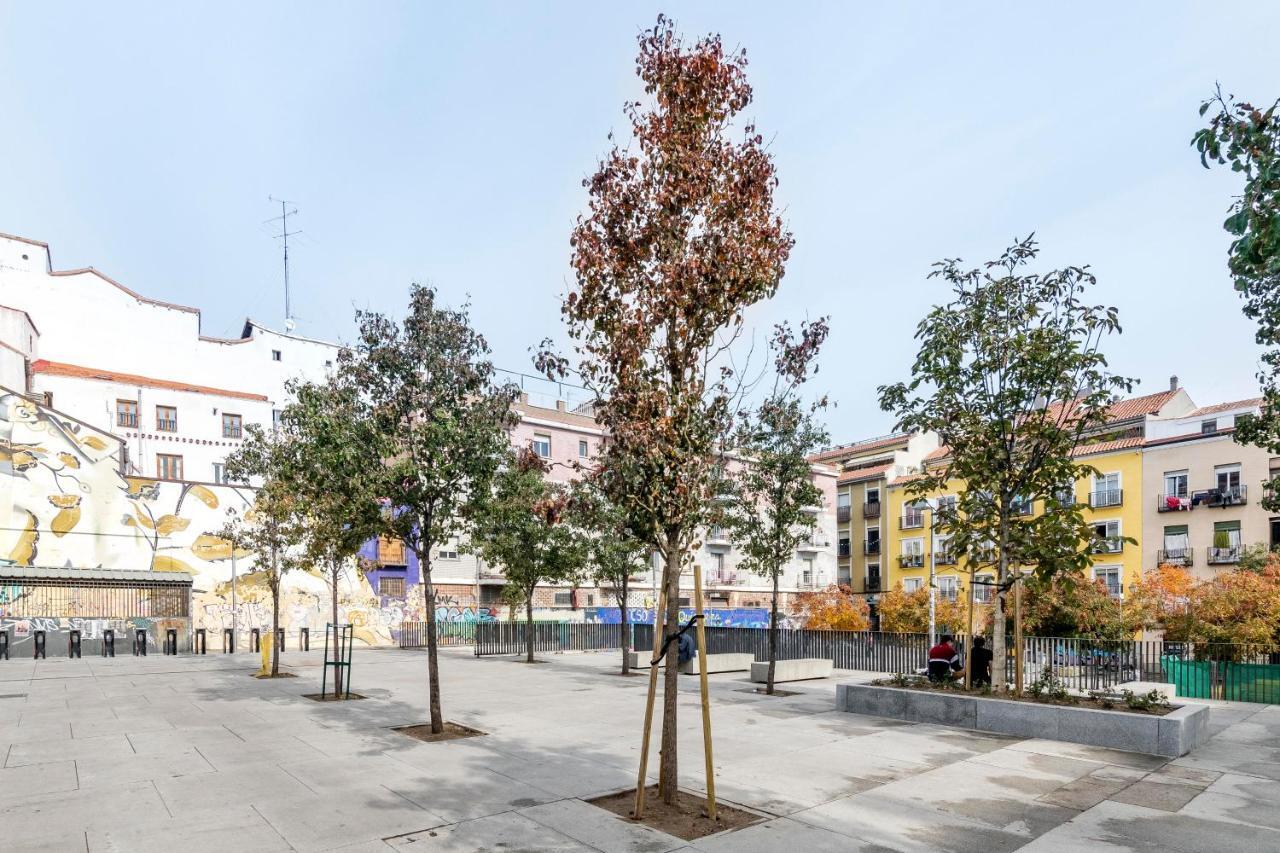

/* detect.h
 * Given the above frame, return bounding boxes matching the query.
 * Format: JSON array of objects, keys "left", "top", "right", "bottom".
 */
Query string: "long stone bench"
[
  {"left": 625, "top": 649, "right": 652, "bottom": 669},
  {"left": 679, "top": 653, "right": 754, "bottom": 674},
  {"left": 751, "top": 658, "right": 833, "bottom": 683}
]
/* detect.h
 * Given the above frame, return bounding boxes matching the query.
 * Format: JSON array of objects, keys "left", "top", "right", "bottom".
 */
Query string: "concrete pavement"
[{"left": 1, "top": 647, "right": 1277, "bottom": 851}]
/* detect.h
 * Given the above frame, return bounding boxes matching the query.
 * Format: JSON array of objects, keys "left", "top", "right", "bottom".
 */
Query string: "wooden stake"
[
  {"left": 632, "top": 573, "right": 668, "bottom": 819},
  {"left": 1013, "top": 577, "right": 1024, "bottom": 694},
  {"left": 693, "top": 565, "right": 717, "bottom": 821},
  {"left": 964, "top": 571, "right": 975, "bottom": 689}
]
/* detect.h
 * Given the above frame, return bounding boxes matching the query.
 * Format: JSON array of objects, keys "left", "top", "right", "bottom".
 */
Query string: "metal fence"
[
  {"left": 398, "top": 622, "right": 479, "bottom": 649},
  {"left": 473, "top": 621, "right": 626, "bottom": 656},
  {"left": 633, "top": 624, "right": 933, "bottom": 673}
]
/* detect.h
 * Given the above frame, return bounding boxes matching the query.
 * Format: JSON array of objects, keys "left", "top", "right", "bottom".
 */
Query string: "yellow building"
[{"left": 881, "top": 388, "right": 1186, "bottom": 611}]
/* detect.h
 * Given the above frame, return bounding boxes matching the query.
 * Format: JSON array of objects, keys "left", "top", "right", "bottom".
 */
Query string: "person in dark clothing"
[
  {"left": 970, "top": 636, "right": 993, "bottom": 687},
  {"left": 677, "top": 630, "right": 696, "bottom": 665},
  {"left": 927, "top": 634, "right": 963, "bottom": 682}
]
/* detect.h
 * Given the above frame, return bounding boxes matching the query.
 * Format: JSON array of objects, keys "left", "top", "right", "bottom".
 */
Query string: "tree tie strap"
[{"left": 650, "top": 614, "right": 704, "bottom": 667}]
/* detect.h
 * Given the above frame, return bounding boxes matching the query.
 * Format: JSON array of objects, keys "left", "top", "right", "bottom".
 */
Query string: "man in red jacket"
[{"left": 927, "top": 634, "right": 963, "bottom": 683}]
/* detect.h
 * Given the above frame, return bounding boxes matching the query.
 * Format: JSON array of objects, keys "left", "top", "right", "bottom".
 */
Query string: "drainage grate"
[{"left": 0, "top": 693, "right": 28, "bottom": 700}]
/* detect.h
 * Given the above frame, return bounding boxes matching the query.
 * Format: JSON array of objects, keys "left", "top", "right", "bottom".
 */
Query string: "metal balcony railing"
[
  {"left": 898, "top": 554, "right": 923, "bottom": 568},
  {"left": 863, "top": 539, "right": 880, "bottom": 556},
  {"left": 900, "top": 513, "right": 925, "bottom": 530},
  {"left": 863, "top": 501, "right": 881, "bottom": 519},
  {"left": 837, "top": 541, "right": 851, "bottom": 558},
  {"left": 1092, "top": 537, "right": 1124, "bottom": 554},
  {"left": 1208, "top": 486, "right": 1247, "bottom": 507},
  {"left": 1157, "top": 493, "right": 1192, "bottom": 512},
  {"left": 864, "top": 576, "right": 881, "bottom": 592},
  {"left": 1207, "top": 546, "right": 1241, "bottom": 565},
  {"left": 1157, "top": 548, "right": 1193, "bottom": 567},
  {"left": 1089, "top": 488, "right": 1123, "bottom": 508},
  {"left": 117, "top": 413, "right": 138, "bottom": 428},
  {"left": 837, "top": 505, "right": 851, "bottom": 523},
  {"left": 934, "top": 551, "right": 957, "bottom": 565},
  {"left": 157, "top": 419, "right": 178, "bottom": 432}
]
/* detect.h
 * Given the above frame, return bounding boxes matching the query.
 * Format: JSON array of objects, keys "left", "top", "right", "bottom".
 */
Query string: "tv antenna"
[{"left": 266, "top": 196, "right": 300, "bottom": 332}]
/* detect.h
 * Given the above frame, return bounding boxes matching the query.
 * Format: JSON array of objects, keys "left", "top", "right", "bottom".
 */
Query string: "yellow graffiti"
[
  {"left": 151, "top": 555, "right": 194, "bottom": 573},
  {"left": 7, "top": 510, "right": 38, "bottom": 565},
  {"left": 188, "top": 484, "right": 219, "bottom": 509}
]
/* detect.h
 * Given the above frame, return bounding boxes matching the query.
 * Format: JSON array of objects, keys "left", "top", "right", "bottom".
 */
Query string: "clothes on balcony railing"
[{"left": 1163, "top": 495, "right": 1191, "bottom": 511}]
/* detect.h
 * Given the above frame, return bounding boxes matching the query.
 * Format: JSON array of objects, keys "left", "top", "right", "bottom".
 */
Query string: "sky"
[{"left": 2, "top": 2, "right": 1278, "bottom": 442}]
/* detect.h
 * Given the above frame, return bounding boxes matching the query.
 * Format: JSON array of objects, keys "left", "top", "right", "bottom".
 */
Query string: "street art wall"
[
  {"left": 0, "top": 391, "right": 429, "bottom": 647},
  {"left": 586, "top": 607, "right": 787, "bottom": 629}
]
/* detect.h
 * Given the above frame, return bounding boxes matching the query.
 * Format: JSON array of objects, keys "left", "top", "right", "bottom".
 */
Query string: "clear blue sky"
[{"left": 3, "top": 3, "right": 1278, "bottom": 440}]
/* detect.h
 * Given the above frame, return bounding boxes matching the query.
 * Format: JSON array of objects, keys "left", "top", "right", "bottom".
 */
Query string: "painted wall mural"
[
  {"left": 585, "top": 607, "right": 789, "bottom": 629},
  {"left": 0, "top": 392, "right": 427, "bottom": 646}
]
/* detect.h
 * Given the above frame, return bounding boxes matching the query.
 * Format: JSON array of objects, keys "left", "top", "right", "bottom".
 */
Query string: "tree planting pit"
[{"left": 588, "top": 785, "right": 762, "bottom": 841}]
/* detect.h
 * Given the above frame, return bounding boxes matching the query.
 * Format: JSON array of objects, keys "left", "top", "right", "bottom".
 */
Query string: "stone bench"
[
  {"left": 679, "top": 653, "right": 754, "bottom": 674},
  {"left": 625, "top": 649, "right": 652, "bottom": 669},
  {"left": 751, "top": 658, "right": 833, "bottom": 683}
]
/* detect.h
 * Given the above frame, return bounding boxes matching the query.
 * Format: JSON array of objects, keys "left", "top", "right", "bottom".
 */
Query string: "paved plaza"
[{"left": 1, "top": 647, "right": 1279, "bottom": 852}]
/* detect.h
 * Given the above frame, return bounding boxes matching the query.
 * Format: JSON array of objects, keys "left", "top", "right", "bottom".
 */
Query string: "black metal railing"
[
  {"left": 398, "top": 622, "right": 479, "bottom": 648},
  {"left": 1207, "top": 546, "right": 1241, "bottom": 565},
  {"left": 837, "top": 506, "right": 851, "bottom": 523},
  {"left": 1089, "top": 489, "right": 1123, "bottom": 508},
  {"left": 900, "top": 513, "right": 925, "bottom": 530},
  {"left": 863, "top": 539, "right": 880, "bottom": 556},
  {"left": 863, "top": 502, "right": 881, "bottom": 519},
  {"left": 473, "top": 621, "right": 624, "bottom": 656},
  {"left": 1157, "top": 493, "right": 1192, "bottom": 512},
  {"left": 1208, "top": 486, "right": 1248, "bottom": 507},
  {"left": 1091, "top": 537, "right": 1124, "bottom": 554},
  {"left": 838, "top": 540, "right": 851, "bottom": 557},
  {"left": 898, "top": 554, "right": 923, "bottom": 568},
  {"left": 1157, "top": 548, "right": 1193, "bottom": 567},
  {"left": 934, "top": 551, "right": 957, "bottom": 565},
  {"left": 865, "top": 575, "right": 881, "bottom": 592}
]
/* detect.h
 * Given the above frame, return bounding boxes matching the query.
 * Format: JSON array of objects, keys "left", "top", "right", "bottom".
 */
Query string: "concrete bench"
[
  {"left": 751, "top": 658, "right": 833, "bottom": 683},
  {"left": 1116, "top": 681, "right": 1178, "bottom": 701},
  {"left": 625, "top": 649, "right": 652, "bottom": 669},
  {"left": 680, "top": 653, "right": 754, "bottom": 674}
]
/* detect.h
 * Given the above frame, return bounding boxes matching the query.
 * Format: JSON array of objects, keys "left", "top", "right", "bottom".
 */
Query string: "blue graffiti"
[{"left": 587, "top": 607, "right": 773, "bottom": 628}]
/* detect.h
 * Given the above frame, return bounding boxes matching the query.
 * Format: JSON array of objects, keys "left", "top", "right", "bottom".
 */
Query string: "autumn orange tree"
[
  {"left": 1021, "top": 571, "right": 1142, "bottom": 642},
  {"left": 794, "top": 585, "right": 870, "bottom": 632},
  {"left": 1131, "top": 561, "right": 1280, "bottom": 647},
  {"left": 539, "top": 16, "right": 794, "bottom": 805},
  {"left": 878, "top": 583, "right": 975, "bottom": 635}
]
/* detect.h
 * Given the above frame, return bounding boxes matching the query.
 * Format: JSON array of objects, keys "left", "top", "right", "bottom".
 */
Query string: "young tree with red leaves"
[
  {"left": 794, "top": 585, "right": 871, "bottom": 632},
  {"left": 540, "top": 15, "right": 794, "bottom": 804}
]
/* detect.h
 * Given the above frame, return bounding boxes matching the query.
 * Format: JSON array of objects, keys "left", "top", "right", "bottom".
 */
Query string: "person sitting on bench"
[
  {"left": 927, "top": 634, "right": 962, "bottom": 682},
  {"left": 970, "top": 636, "right": 993, "bottom": 687}
]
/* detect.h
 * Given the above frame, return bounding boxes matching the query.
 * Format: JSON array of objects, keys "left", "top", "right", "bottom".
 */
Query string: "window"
[
  {"left": 157, "top": 453, "right": 183, "bottom": 481},
  {"left": 837, "top": 492, "right": 851, "bottom": 509},
  {"left": 713, "top": 552, "right": 725, "bottom": 573},
  {"left": 1091, "top": 472, "right": 1121, "bottom": 507},
  {"left": 802, "top": 556, "right": 815, "bottom": 587},
  {"left": 553, "top": 592, "right": 572, "bottom": 606},
  {"left": 902, "top": 538, "right": 924, "bottom": 556},
  {"left": 222, "top": 413, "right": 243, "bottom": 439},
  {"left": 1216, "top": 464, "right": 1242, "bottom": 498},
  {"left": 532, "top": 433, "right": 551, "bottom": 458},
  {"left": 1164, "top": 470, "right": 1189, "bottom": 499},
  {"left": 1092, "top": 519, "right": 1122, "bottom": 553},
  {"left": 1201, "top": 419, "right": 1218, "bottom": 435},
  {"left": 578, "top": 439, "right": 589, "bottom": 458},
  {"left": 900, "top": 537, "right": 924, "bottom": 567},
  {"left": 1093, "top": 565, "right": 1122, "bottom": 598},
  {"left": 973, "top": 575, "right": 995, "bottom": 603},
  {"left": 1161, "top": 525, "right": 1190, "bottom": 564},
  {"left": 937, "top": 494, "right": 958, "bottom": 514},
  {"left": 902, "top": 501, "right": 926, "bottom": 528},
  {"left": 865, "top": 487, "right": 880, "bottom": 503},
  {"left": 838, "top": 536, "right": 851, "bottom": 557},
  {"left": 937, "top": 576, "right": 958, "bottom": 601},
  {"left": 1052, "top": 482, "right": 1076, "bottom": 507},
  {"left": 156, "top": 405, "right": 177, "bottom": 432},
  {"left": 272, "top": 409, "right": 284, "bottom": 430},
  {"left": 437, "top": 543, "right": 459, "bottom": 560},
  {"left": 378, "top": 576, "right": 406, "bottom": 597},
  {"left": 1211, "top": 520, "right": 1241, "bottom": 563},
  {"left": 902, "top": 577, "right": 922, "bottom": 592},
  {"left": 271, "top": 350, "right": 282, "bottom": 362},
  {"left": 212, "top": 463, "right": 228, "bottom": 484},
  {"left": 116, "top": 399, "right": 138, "bottom": 428}
]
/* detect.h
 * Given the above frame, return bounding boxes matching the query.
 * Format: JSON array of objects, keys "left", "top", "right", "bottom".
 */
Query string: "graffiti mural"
[{"left": 586, "top": 607, "right": 785, "bottom": 629}]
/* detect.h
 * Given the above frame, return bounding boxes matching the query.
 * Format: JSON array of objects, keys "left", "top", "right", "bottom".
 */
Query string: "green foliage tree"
[
  {"left": 539, "top": 16, "right": 794, "bottom": 802},
  {"left": 335, "top": 284, "right": 517, "bottom": 733},
  {"left": 569, "top": 477, "right": 650, "bottom": 675},
  {"left": 220, "top": 424, "right": 307, "bottom": 677},
  {"left": 724, "top": 321, "right": 829, "bottom": 695},
  {"left": 1194, "top": 89, "right": 1280, "bottom": 507},
  {"left": 878, "top": 237, "right": 1133, "bottom": 691},
  {"left": 470, "top": 447, "right": 587, "bottom": 663}
]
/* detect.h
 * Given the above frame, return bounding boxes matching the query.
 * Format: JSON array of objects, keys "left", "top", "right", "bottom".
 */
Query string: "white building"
[{"left": 0, "top": 232, "right": 339, "bottom": 483}]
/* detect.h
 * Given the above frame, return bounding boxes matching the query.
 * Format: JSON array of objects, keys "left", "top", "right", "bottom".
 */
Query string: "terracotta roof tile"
[
  {"left": 837, "top": 463, "right": 892, "bottom": 485},
  {"left": 1105, "top": 389, "right": 1179, "bottom": 421},
  {"left": 1071, "top": 436, "right": 1144, "bottom": 457},
  {"left": 811, "top": 432, "right": 911, "bottom": 462},
  {"left": 32, "top": 359, "right": 268, "bottom": 402},
  {"left": 1189, "top": 398, "right": 1263, "bottom": 417}
]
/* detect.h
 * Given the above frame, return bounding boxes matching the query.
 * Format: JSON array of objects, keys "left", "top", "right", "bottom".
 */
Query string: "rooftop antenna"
[{"left": 267, "top": 196, "right": 300, "bottom": 332}]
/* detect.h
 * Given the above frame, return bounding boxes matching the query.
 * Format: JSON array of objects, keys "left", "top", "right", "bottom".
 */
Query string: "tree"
[
  {"left": 878, "top": 583, "right": 971, "bottom": 635},
  {"left": 570, "top": 477, "right": 650, "bottom": 675},
  {"left": 1021, "top": 571, "right": 1141, "bottom": 642},
  {"left": 539, "top": 16, "right": 793, "bottom": 803},
  {"left": 336, "top": 284, "right": 517, "bottom": 734},
  {"left": 1127, "top": 564, "right": 1196, "bottom": 641},
  {"left": 724, "top": 321, "right": 829, "bottom": 694},
  {"left": 220, "top": 424, "right": 306, "bottom": 677},
  {"left": 878, "top": 237, "right": 1133, "bottom": 691},
  {"left": 1194, "top": 89, "right": 1280, "bottom": 507},
  {"left": 794, "top": 584, "right": 870, "bottom": 631},
  {"left": 1131, "top": 560, "right": 1280, "bottom": 648},
  {"left": 471, "top": 447, "right": 587, "bottom": 663}
]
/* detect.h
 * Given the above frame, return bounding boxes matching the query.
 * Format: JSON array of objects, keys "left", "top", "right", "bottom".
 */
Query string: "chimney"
[
  {"left": 1170, "top": 375, "right": 1179, "bottom": 392},
  {"left": 556, "top": 400, "right": 566, "bottom": 412}
]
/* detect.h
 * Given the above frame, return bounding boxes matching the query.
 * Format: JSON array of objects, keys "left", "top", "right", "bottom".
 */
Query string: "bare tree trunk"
[
  {"left": 270, "top": 547, "right": 280, "bottom": 677},
  {"left": 620, "top": 573, "right": 631, "bottom": 675},
  {"left": 991, "top": 519, "right": 1010, "bottom": 692},
  {"left": 658, "top": 547, "right": 680, "bottom": 805},
  {"left": 767, "top": 572, "right": 779, "bottom": 695},
  {"left": 330, "top": 558, "right": 342, "bottom": 694},
  {"left": 420, "top": 532, "right": 444, "bottom": 734},
  {"left": 525, "top": 588, "right": 535, "bottom": 663}
]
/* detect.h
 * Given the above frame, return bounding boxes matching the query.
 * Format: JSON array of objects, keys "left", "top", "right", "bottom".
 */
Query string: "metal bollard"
[
  {"left": 103, "top": 629, "right": 115, "bottom": 657},
  {"left": 68, "top": 630, "right": 82, "bottom": 659},
  {"left": 0, "top": 629, "right": 8, "bottom": 660},
  {"left": 250, "top": 628, "right": 260, "bottom": 653},
  {"left": 194, "top": 628, "right": 206, "bottom": 655},
  {"left": 134, "top": 629, "right": 147, "bottom": 656},
  {"left": 33, "top": 630, "right": 46, "bottom": 659},
  {"left": 223, "top": 628, "right": 235, "bottom": 654},
  {"left": 300, "top": 627, "right": 309, "bottom": 652},
  {"left": 164, "top": 629, "right": 177, "bottom": 656},
  {"left": 276, "top": 628, "right": 285, "bottom": 653}
]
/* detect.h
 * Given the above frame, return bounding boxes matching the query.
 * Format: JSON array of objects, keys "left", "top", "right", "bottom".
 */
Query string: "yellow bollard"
[{"left": 258, "top": 631, "right": 273, "bottom": 676}]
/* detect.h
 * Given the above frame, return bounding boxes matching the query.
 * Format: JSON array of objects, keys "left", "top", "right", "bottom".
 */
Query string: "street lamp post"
[{"left": 924, "top": 497, "right": 940, "bottom": 648}]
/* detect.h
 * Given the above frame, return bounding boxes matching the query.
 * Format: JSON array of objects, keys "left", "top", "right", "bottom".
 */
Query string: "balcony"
[
  {"left": 708, "top": 569, "right": 741, "bottom": 586},
  {"left": 797, "top": 536, "right": 827, "bottom": 553},
  {"left": 1157, "top": 493, "right": 1193, "bottom": 513},
  {"left": 863, "top": 501, "right": 881, "bottom": 519},
  {"left": 1158, "top": 548, "right": 1193, "bottom": 567},
  {"left": 899, "top": 512, "right": 925, "bottom": 530},
  {"left": 837, "top": 540, "right": 851, "bottom": 558},
  {"left": 1089, "top": 489, "right": 1123, "bottom": 508},
  {"left": 863, "top": 539, "right": 880, "bottom": 556},
  {"left": 865, "top": 575, "right": 881, "bottom": 592},
  {"left": 117, "top": 413, "right": 138, "bottom": 428},
  {"left": 1011, "top": 499, "right": 1034, "bottom": 516},
  {"left": 1052, "top": 489, "right": 1077, "bottom": 507},
  {"left": 837, "top": 505, "right": 851, "bottom": 523},
  {"left": 898, "top": 554, "right": 923, "bottom": 569},
  {"left": 1207, "top": 546, "right": 1241, "bottom": 565},
  {"left": 156, "top": 419, "right": 178, "bottom": 433},
  {"left": 935, "top": 551, "right": 957, "bottom": 566},
  {"left": 705, "top": 527, "right": 732, "bottom": 549},
  {"left": 1207, "top": 486, "right": 1247, "bottom": 508},
  {"left": 1091, "top": 537, "right": 1124, "bottom": 555}
]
